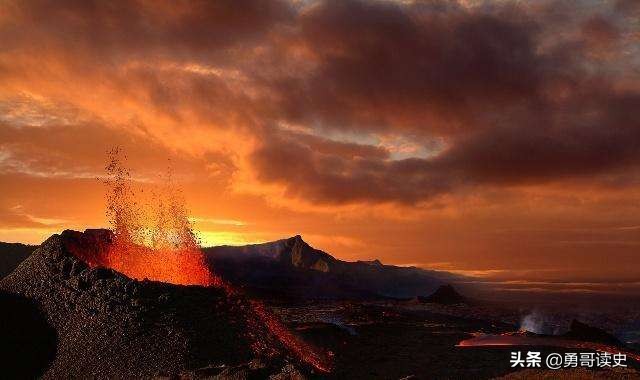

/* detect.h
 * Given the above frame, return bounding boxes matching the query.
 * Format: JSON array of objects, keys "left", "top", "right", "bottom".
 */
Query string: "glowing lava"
[
  {"left": 70, "top": 148, "right": 333, "bottom": 372},
  {"left": 98, "top": 148, "right": 218, "bottom": 286},
  {"left": 249, "top": 300, "right": 333, "bottom": 373}
]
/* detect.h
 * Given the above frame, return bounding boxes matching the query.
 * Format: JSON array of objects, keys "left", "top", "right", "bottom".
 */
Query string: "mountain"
[
  {"left": 418, "top": 284, "right": 467, "bottom": 305},
  {"left": 0, "top": 234, "right": 462, "bottom": 301},
  {"left": 0, "top": 230, "right": 311, "bottom": 378},
  {"left": 203, "top": 235, "right": 459, "bottom": 300},
  {"left": 0, "top": 242, "right": 37, "bottom": 278}
]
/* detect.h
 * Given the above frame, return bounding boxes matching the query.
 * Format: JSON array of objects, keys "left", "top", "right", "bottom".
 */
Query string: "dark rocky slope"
[{"left": 0, "top": 230, "right": 306, "bottom": 379}]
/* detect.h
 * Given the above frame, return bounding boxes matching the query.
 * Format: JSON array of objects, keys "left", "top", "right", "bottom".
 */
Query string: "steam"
[
  {"left": 519, "top": 310, "right": 562, "bottom": 335},
  {"left": 520, "top": 310, "right": 543, "bottom": 333}
]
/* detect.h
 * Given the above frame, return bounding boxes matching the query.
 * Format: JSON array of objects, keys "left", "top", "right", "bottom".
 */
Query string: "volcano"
[
  {"left": 418, "top": 284, "right": 467, "bottom": 305},
  {"left": 0, "top": 229, "right": 318, "bottom": 378}
]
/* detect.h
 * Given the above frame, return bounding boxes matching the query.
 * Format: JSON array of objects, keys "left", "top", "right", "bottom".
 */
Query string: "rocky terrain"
[
  {"left": 1, "top": 232, "right": 639, "bottom": 379},
  {"left": 0, "top": 230, "right": 310, "bottom": 379},
  {"left": 270, "top": 300, "right": 640, "bottom": 379}
]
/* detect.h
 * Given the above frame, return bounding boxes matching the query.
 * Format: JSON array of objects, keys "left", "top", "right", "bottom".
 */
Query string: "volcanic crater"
[{"left": 0, "top": 229, "right": 315, "bottom": 379}]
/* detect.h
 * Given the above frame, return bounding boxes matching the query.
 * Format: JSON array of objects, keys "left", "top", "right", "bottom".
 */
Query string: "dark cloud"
[
  {"left": 251, "top": 130, "right": 453, "bottom": 204},
  {"left": 2, "top": 0, "right": 293, "bottom": 63},
  {"left": 581, "top": 16, "right": 619, "bottom": 46},
  {"left": 1, "top": 0, "right": 639, "bottom": 205},
  {"left": 253, "top": 86, "right": 640, "bottom": 204},
  {"left": 275, "top": 0, "right": 545, "bottom": 134},
  {"left": 248, "top": 0, "right": 640, "bottom": 204}
]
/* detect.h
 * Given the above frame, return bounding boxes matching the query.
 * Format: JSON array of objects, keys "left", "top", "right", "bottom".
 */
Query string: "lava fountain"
[
  {"left": 99, "top": 149, "right": 218, "bottom": 286},
  {"left": 71, "top": 148, "right": 331, "bottom": 372}
]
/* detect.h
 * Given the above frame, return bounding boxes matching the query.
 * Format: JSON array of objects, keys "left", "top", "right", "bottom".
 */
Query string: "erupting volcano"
[
  {"left": 0, "top": 149, "right": 331, "bottom": 377},
  {"left": 78, "top": 148, "right": 220, "bottom": 287}
]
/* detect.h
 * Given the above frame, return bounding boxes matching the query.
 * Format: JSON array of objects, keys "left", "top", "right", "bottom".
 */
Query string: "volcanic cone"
[{"left": 0, "top": 229, "right": 310, "bottom": 379}]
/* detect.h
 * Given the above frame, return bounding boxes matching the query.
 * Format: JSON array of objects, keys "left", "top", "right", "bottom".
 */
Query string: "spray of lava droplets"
[
  {"left": 94, "top": 148, "right": 331, "bottom": 372},
  {"left": 102, "top": 148, "right": 218, "bottom": 286}
]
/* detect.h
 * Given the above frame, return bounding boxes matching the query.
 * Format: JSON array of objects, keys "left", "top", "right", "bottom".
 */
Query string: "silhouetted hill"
[
  {"left": 0, "top": 242, "right": 37, "bottom": 278},
  {"left": 418, "top": 284, "right": 467, "bottom": 305},
  {"left": 203, "top": 236, "right": 460, "bottom": 300}
]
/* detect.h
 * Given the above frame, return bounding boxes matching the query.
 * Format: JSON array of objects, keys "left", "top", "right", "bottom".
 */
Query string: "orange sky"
[{"left": 1, "top": 0, "right": 640, "bottom": 286}]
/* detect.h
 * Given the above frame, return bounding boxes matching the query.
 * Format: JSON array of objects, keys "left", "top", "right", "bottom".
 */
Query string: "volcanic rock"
[
  {"left": 0, "top": 290, "right": 57, "bottom": 378},
  {"left": 0, "top": 229, "right": 307, "bottom": 379},
  {"left": 418, "top": 284, "right": 466, "bottom": 305}
]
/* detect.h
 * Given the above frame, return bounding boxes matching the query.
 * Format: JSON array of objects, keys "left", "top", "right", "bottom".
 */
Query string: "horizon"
[
  {"left": 1, "top": 0, "right": 640, "bottom": 293},
  {"left": 3, "top": 228, "right": 640, "bottom": 300}
]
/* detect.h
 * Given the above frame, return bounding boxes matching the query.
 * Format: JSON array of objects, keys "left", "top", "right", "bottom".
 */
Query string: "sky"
[{"left": 1, "top": 0, "right": 639, "bottom": 288}]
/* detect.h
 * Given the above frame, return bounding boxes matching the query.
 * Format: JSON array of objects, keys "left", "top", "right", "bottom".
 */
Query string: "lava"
[
  {"left": 100, "top": 148, "right": 219, "bottom": 286},
  {"left": 67, "top": 148, "right": 333, "bottom": 373},
  {"left": 249, "top": 300, "right": 333, "bottom": 373}
]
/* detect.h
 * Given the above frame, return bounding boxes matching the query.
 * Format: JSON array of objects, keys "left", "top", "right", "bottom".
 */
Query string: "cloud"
[
  {"left": 247, "top": 0, "right": 640, "bottom": 204},
  {"left": 0, "top": 119, "right": 235, "bottom": 183},
  {"left": 1, "top": 0, "right": 639, "bottom": 207},
  {"left": 251, "top": 130, "right": 453, "bottom": 204}
]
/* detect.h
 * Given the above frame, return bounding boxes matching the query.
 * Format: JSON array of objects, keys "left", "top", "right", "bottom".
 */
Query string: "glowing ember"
[{"left": 72, "top": 148, "right": 332, "bottom": 372}]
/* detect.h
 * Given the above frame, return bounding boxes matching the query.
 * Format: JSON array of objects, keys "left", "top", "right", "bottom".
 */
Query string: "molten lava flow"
[
  {"left": 249, "top": 300, "right": 333, "bottom": 373},
  {"left": 77, "top": 148, "right": 332, "bottom": 372},
  {"left": 105, "top": 244, "right": 216, "bottom": 286}
]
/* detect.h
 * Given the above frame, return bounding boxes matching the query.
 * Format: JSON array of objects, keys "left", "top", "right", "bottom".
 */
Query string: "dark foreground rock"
[
  {"left": 0, "top": 230, "right": 307, "bottom": 379},
  {"left": 0, "top": 291, "right": 57, "bottom": 378}
]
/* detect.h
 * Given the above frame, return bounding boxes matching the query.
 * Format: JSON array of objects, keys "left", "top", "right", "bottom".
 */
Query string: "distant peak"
[
  {"left": 418, "top": 284, "right": 466, "bottom": 305},
  {"left": 288, "top": 235, "right": 306, "bottom": 245}
]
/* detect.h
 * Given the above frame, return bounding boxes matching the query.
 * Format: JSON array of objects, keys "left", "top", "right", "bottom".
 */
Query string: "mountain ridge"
[
  {"left": 203, "top": 235, "right": 461, "bottom": 300},
  {"left": 0, "top": 234, "right": 463, "bottom": 300}
]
